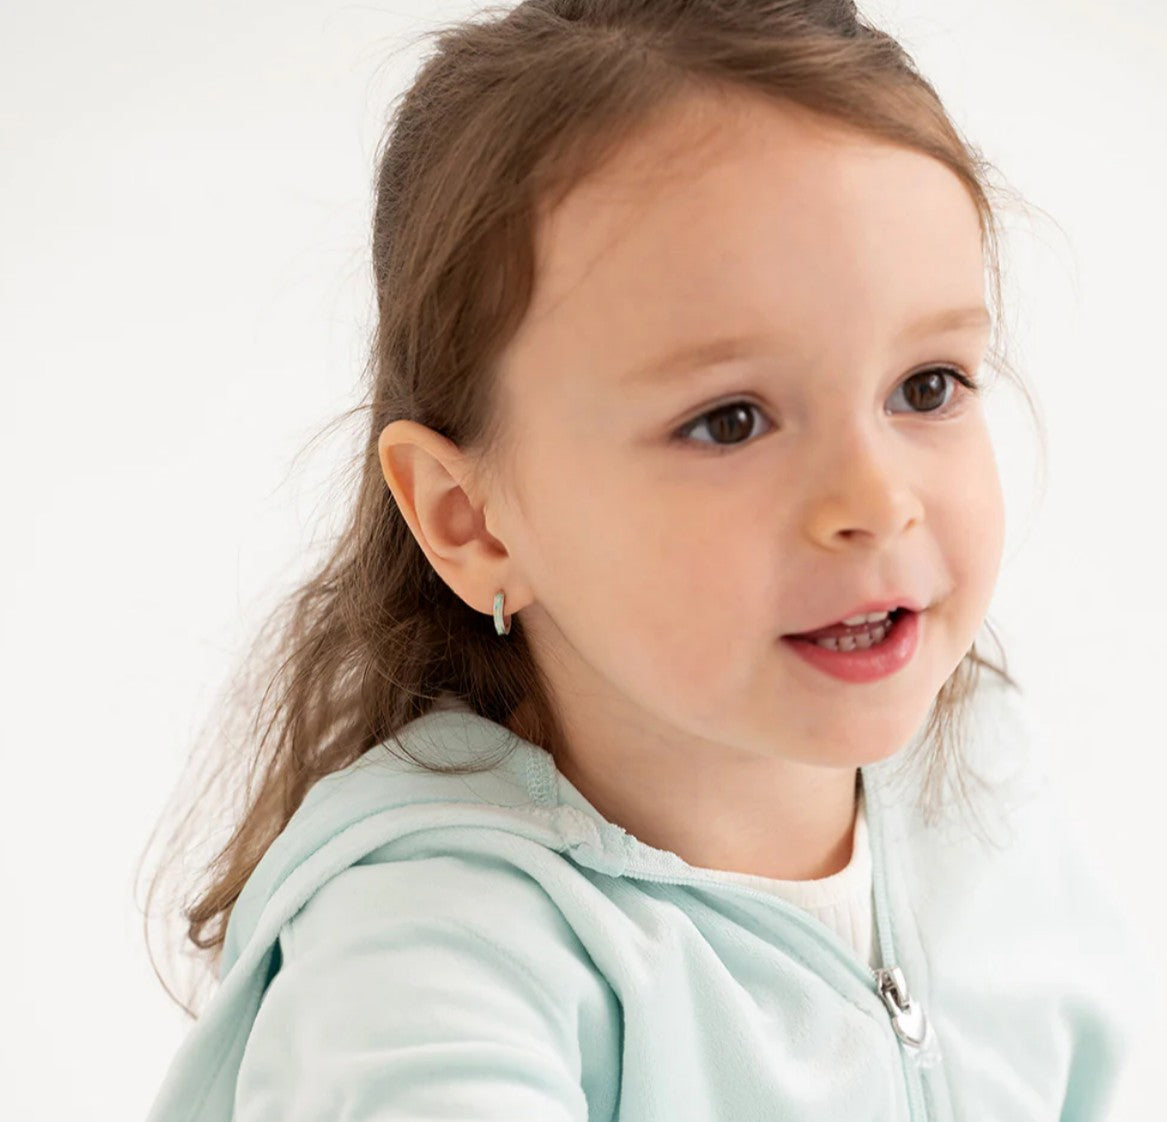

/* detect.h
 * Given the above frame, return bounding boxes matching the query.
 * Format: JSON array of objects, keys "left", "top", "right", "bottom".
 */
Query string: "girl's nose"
[{"left": 801, "top": 432, "right": 925, "bottom": 550}]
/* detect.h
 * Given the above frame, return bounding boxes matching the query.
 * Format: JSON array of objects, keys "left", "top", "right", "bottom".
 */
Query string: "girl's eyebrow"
[{"left": 620, "top": 305, "right": 992, "bottom": 385}]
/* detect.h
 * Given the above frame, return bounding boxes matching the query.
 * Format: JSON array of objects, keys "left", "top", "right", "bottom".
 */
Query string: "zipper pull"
[{"left": 874, "top": 965, "right": 929, "bottom": 1048}]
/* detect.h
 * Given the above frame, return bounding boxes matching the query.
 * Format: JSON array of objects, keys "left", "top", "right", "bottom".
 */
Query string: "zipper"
[
  {"left": 586, "top": 765, "right": 935, "bottom": 1120},
  {"left": 876, "top": 964, "right": 930, "bottom": 1045},
  {"left": 876, "top": 966, "right": 932, "bottom": 1121}
]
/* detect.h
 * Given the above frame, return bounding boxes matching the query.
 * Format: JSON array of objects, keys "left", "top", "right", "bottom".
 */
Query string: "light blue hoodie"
[{"left": 146, "top": 674, "right": 1155, "bottom": 1120}]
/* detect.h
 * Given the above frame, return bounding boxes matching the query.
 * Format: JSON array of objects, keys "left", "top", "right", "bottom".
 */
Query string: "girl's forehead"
[
  {"left": 518, "top": 111, "right": 984, "bottom": 373},
  {"left": 532, "top": 99, "right": 980, "bottom": 289}
]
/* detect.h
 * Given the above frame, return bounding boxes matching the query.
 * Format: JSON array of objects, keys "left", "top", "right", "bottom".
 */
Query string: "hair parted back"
[{"left": 138, "top": 0, "right": 1045, "bottom": 1018}]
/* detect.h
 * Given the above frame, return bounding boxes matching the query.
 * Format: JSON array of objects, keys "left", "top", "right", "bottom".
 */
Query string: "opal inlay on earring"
[{"left": 493, "top": 590, "right": 511, "bottom": 636}]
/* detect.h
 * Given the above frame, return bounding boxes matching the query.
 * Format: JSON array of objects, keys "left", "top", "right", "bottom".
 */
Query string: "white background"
[{"left": 2, "top": 0, "right": 1164, "bottom": 1117}]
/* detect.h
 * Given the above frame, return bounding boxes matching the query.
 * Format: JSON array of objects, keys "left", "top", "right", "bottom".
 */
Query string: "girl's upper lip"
[{"left": 784, "top": 597, "right": 927, "bottom": 636}]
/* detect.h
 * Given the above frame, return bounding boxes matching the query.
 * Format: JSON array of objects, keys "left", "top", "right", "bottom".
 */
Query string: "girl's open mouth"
[{"left": 781, "top": 608, "right": 920, "bottom": 683}]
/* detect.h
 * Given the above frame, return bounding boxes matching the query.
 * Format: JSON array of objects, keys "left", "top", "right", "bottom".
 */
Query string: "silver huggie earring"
[{"left": 493, "top": 590, "right": 511, "bottom": 636}]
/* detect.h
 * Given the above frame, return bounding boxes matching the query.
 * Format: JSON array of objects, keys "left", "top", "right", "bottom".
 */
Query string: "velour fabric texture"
[{"left": 145, "top": 674, "right": 1153, "bottom": 1121}]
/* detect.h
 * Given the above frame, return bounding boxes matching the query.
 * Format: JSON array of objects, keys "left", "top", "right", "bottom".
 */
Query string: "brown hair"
[{"left": 138, "top": 0, "right": 1046, "bottom": 1019}]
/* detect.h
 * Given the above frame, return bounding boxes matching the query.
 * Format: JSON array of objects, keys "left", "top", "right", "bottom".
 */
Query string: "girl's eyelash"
[{"left": 672, "top": 365, "right": 981, "bottom": 455}]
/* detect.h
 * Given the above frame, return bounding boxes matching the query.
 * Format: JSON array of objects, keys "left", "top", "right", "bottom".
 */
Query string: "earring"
[{"left": 493, "top": 590, "right": 511, "bottom": 636}]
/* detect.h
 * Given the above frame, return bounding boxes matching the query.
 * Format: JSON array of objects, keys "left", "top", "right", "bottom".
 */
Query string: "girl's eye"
[
  {"left": 672, "top": 366, "right": 979, "bottom": 454},
  {"left": 886, "top": 365, "right": 978, "bottom": 417}
]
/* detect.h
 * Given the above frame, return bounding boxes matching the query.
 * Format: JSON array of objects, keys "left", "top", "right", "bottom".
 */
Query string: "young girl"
[{"left": 142, "top": 1, "right": 1149, "bottom": 1118}]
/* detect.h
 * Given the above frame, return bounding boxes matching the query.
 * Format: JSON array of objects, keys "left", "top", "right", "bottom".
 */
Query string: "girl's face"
[{"left": 487, "top": 91, "right": 1004, "bottom": 774}]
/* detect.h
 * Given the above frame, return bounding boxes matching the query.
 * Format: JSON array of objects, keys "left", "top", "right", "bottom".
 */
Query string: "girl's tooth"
[
  {"left": 843, "top": 611, "right": 890, "bottom": 625},
  {"left": 813, "top": 622, "right": 890, "bottom": 650}
]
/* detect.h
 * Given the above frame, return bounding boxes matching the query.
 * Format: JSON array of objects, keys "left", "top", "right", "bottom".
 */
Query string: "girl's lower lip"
[{"left": 780, "top": 609, "right": 921, "bottom": 683}]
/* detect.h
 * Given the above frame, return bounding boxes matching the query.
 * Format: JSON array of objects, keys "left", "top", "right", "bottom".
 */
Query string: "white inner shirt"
[{"left": 699, "top": 785, "right": 877, "bottom": 969}]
